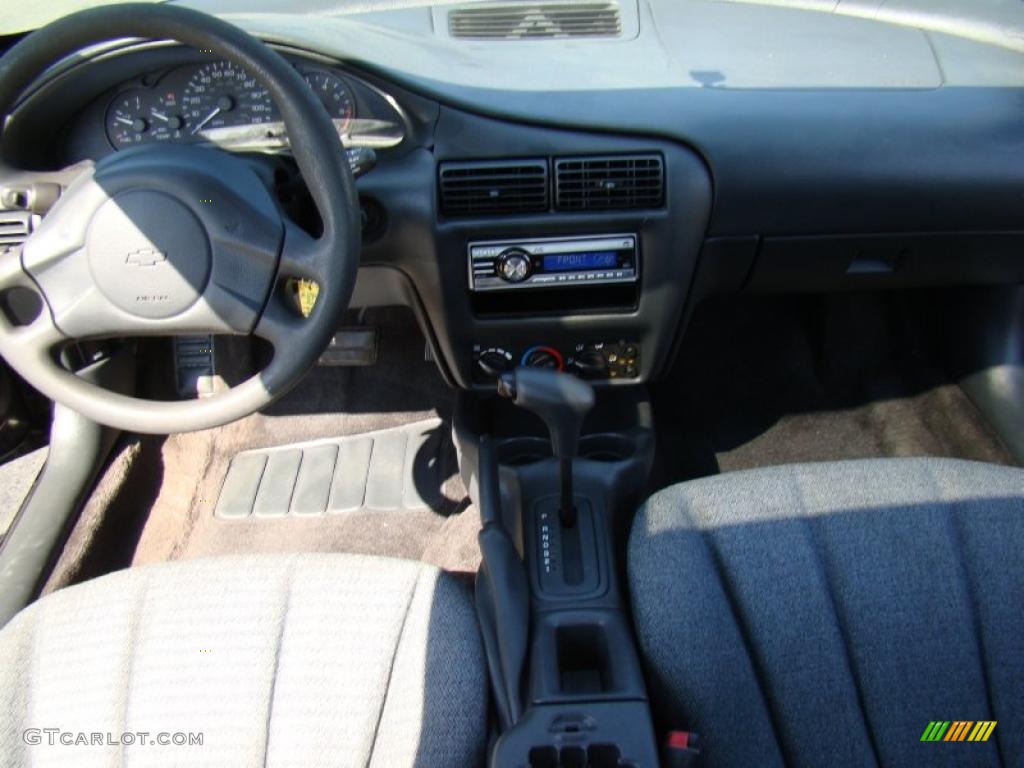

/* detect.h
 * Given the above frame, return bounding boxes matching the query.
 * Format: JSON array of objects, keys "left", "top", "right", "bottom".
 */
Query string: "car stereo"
[{"left": 468, "top": 234, "right": 638, "bottom": 292}]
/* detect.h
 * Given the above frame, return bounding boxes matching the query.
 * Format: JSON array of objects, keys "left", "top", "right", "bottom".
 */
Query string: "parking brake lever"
[{"left": 498, "top": 367, "right": 595, "bottom": 527}]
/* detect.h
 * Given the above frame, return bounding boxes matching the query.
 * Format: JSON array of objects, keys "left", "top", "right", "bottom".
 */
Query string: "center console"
[
  {"left": 456, "top": 371, "right": 662, "bottom": 767},
  {"left": 348, "top": 105, "right": 717, "bottom": 766}
]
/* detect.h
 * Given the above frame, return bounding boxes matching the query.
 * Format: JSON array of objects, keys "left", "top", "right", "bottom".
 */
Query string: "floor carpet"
[
  {"left": 44, "top": 308, "right": 480, "bottom": 594},
  {"left": 652, "top": 292, "right": 1017, "bottom": 486}
]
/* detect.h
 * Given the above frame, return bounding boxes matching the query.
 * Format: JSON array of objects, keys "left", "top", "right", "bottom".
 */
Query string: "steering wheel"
[{"left": 0, "top": 4, "right": 360, "bottom": 433}]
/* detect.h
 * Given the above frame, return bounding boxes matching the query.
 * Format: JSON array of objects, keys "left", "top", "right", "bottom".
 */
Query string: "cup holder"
[
  {"left": 579, "top": 434, "right": 636, "bottom": 463},
  {"left": 497, "top": 437, "right": 552, "bottom": 466},
  {"left": 496, "top": 434, "right": 636, "bottom": 466}
]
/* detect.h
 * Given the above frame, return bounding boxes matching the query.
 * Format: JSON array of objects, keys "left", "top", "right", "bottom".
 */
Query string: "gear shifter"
[{"left": 498, "top": 367, "right": 595, "bottom": 527}]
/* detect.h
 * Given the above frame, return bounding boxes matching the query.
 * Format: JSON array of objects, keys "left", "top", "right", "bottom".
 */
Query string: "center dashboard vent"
[
  {"left": 448, "top": 2, "right": 622, "bottom": 40},
  {"left": 439, "top": 159, "right": 549, "bottom": 216},
  {"left": 554, "top": 154, "right": 664, "bottom": 211}
]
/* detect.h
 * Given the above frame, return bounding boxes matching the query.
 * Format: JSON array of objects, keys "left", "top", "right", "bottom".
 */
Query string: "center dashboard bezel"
[{"left": 416, "top": 107, "right": 713, "bottom": 390}]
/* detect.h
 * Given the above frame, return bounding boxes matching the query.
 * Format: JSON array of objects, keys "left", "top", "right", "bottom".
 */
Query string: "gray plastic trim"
[
  {"left": 214, "top": 418, "right": 448, "bottom": 518},
  {"left": 0, "top": 353, "right": 129, "bottom": 628}
]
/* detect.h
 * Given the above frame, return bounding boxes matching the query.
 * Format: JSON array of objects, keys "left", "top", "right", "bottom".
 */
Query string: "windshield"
[{"left": 3, "top": 0, "right": 1024, "bottom": 54}]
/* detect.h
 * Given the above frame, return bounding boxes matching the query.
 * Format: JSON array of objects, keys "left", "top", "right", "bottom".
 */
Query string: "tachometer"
[
  {"left": 304, "top": 70, "right": 355, "bottom": 130},
  {"left": 182, "top": 61, "right": 275, "bottom": 137}
]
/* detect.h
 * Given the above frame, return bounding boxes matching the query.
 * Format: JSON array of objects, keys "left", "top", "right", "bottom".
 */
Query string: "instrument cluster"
[{"left": 101, "top": 57, "right": 397, "bottom": 152}]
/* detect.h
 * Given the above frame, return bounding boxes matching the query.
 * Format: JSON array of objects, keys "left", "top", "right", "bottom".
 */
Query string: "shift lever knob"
[
  {"left": 498, "top": 368, "right": 595, "bottom": 527},
  {"left": 497, "top": 368, "right": 595, "bottom": 459}
]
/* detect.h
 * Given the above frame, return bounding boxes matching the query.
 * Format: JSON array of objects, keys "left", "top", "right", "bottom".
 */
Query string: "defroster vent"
[
  {"left": 448, "top": 2, "right": 622, "bottom": 40},
  {"left": 555, "top": 154, "right": 664, "bottom": 211},
  {"left": 439, "top": 159, "right": 549, "bottom": 216}
]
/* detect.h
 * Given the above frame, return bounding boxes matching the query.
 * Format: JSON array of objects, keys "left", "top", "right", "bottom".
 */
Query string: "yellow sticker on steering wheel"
[{"left": 296, "top": 279, "right": 320, "bottom": 318}]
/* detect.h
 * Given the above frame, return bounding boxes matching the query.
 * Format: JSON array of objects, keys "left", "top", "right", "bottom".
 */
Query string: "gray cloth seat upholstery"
[
  {"left": 0, "top": 553, "right": 487, "bottom": 767},
  {"left": 629, "top": 458, "right": 1023, "bottom": 768}
]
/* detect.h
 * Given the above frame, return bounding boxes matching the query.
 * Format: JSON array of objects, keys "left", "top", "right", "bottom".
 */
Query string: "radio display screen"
[{"left": 542, "top": 251, "right": 618, "bottom": 272}]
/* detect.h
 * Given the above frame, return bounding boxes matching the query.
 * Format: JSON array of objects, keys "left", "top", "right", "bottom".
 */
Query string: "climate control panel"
[{"left": 472, "top": 341, "right": 640, "bottom": 383}]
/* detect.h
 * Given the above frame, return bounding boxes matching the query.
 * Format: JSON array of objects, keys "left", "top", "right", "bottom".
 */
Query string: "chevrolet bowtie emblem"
[{"left": 125, "top": 248, "right": 167, "bottom": 267}]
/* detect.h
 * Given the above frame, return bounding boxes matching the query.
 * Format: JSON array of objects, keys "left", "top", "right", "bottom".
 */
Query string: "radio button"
[{"left": 496, "top": 248, "right": 532, "bottom": 283}]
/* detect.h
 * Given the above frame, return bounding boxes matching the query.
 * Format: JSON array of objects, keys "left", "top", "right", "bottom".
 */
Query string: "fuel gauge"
[{"left": 105, "top": 90, "right": 151, "bottom": 148}]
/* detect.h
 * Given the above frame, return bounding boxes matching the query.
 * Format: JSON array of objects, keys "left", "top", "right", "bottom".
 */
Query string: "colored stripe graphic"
[
  {"left": 950, "top": 722, "right": 973, "bottom": 741},
  {"left": 922, "top": 721, "right": 996, "bottom": 742},
  {"left": 921, "top": 722, "right": 950, "bottom": 741},
  {"left": 974, "top": 722, "right": 997, "bottom": 742}
]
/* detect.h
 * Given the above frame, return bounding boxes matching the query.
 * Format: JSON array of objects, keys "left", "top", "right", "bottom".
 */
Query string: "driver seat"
[
  {"left": 629, "top": 457, "right": 1023, "bottom": 767},
  {"left": 0, "top": 553, "right": 487, "bottom": 766}
]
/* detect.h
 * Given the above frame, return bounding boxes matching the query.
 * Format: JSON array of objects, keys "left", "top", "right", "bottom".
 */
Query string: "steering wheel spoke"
[
  {"left": 11, "top": 304, "right": 66, "bottom": 354},
  {"left": 0, "top": 160, "right": 95, "bottom": 215},
  {"left": 0, "top": 244, "right": 32, "bottom": 293},
  {"left": 277, "top": 218, "right": 330, "bottom": 285},
  {"left": 253, "top": 284, "right": 306, "bottom": 351},
  {"left": 0, "top": 226, "right": 68, "bottom": 352}
]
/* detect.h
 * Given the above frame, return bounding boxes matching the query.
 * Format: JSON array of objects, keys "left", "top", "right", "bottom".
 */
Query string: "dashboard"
[{"left": 3, "top": 0, "right": 1024, "bottom": 394}]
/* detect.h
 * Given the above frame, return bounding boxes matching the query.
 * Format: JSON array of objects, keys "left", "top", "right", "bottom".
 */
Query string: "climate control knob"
[
  {"left": 496, "top": 248, "right": 532, "bottom": 283},
  {"left": 476, "top": 349, "right": 513, "bottom": 378},
  {"left": 571, "top": 349, "right": 608, "bottom": 379},
  {"left": 521, "top": 346, "right": 564, "bottom": 371}
]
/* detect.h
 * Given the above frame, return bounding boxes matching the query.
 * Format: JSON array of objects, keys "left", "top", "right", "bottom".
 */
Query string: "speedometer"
[{"left": 181, "top": 61, "right": 275, "bottom": 137}]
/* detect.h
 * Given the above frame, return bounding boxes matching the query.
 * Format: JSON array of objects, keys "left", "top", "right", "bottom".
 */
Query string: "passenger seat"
[{"left": 629, "top": 458, "right": 1023, "bottom": 767}]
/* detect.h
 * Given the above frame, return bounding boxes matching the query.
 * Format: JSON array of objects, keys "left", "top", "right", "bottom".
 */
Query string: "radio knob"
[{"left": 496, "top": 249, "right": 532, "bottom": 283}]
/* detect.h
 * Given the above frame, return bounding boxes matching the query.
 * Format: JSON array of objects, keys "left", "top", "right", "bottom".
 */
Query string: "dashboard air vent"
[
  {"left": 439, "top": 159, "right": 549, "bottom": 216},
  {"left": 554, "top": 154, "right": 664, "bottom": 211},
  {"left": 0, "top": 211, "right": 33, "bottom": 253},
  {"left": 448, "top": 2, "right": 622, "bottom": 40}
]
